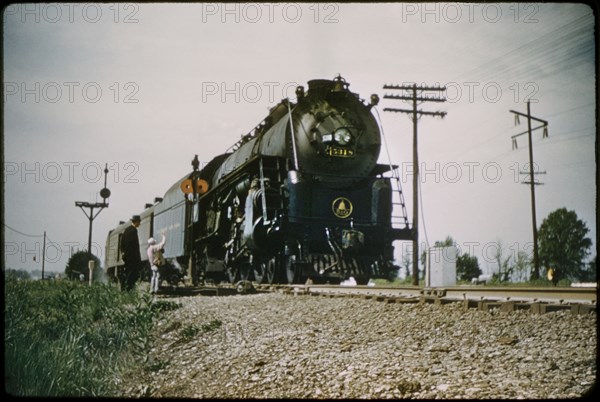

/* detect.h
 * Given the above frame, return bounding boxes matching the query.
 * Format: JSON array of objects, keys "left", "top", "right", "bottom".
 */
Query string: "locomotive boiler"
[{"left": 106, "top": 76, "right": 413, "bottom": 286}]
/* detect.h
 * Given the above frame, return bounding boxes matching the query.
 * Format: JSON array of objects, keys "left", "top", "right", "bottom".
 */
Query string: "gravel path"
[{"left": 119, "top": 292, "right": 596, "bottom": 398}]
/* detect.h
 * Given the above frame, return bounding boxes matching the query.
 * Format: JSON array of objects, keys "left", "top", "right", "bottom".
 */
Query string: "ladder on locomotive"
[
  {"left": 389, "top": 167, "right": 410, "bottom": 230},
  {"left": 258, "top": 157, "right": 285, "bottom": 224}
]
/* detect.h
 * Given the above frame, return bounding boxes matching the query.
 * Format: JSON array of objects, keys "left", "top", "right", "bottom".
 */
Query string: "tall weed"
[{"left": 4, "top": 278, "right": 172, "bottom": 396}]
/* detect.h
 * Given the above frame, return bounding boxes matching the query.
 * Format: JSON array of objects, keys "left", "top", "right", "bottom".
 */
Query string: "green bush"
[
  {"left": 372, "top": 278, "right": 424, "bottom": 286},
  {"left": 481, "top": 276, "right": 573, "bottom": 287},
  {"left": 4, "top": 277, "right": 171, "bottom": 397}
]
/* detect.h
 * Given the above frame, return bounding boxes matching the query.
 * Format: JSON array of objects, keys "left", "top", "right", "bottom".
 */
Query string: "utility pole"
[
  {"left": 509, "top": 100, "right": 548, "bottom": 280},
  {"left": 383, "top": 83, "right": 447, "bottom": 286},
  {"left": 41, "top": 231, "right": 46, "bottom": 280}
]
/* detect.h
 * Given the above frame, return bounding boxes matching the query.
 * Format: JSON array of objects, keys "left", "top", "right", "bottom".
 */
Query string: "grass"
[
  {"left": 4, "top": 277, "right": 180, "bottom": 397},
  {"left": 485, "top": 278, "right": 572, "bottom": 287},
  {"left": 372, "top": 278, "right": 424, "bottom": 287}
]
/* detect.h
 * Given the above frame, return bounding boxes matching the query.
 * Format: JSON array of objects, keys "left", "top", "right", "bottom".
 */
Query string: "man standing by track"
[{"left": 120, "top": 215, "right": 142, "bottom": 291}]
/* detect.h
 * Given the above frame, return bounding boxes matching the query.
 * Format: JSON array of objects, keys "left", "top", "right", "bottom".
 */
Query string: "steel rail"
[{"left": 266, "top": 284, "right": 597, "bottom": 304}]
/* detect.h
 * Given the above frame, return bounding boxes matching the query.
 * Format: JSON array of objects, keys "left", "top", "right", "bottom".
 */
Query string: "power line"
[
  {"left": 534, "top": 129, "right": 594, "bottom": 146},
  {"left": 450, "top": 13, "right": 594, "bottom": 85},
  {"left": 427, "top": 111, "right": 594, "bottom": 163},
  {"left": 541, "top": 103, "right": 595, "bottom": 119},
  {"left": 418, "top": 179, "right": 430, "bottom": 251},
  {"left": 550, "top": 160, "right": 595, "bottom": 170},
  {"left": 2, "top": 222, "right": 44, "bottom": 238}
]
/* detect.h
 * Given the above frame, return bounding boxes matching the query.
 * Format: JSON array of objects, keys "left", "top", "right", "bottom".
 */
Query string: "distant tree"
[
  {"left": 499, "top": 258, "right": 512, "bottom": 283},
  {"left": 65, "top": 251, "right": 101, "bottom": 282},
  {"left": 401, "top": 254, "right": 411, "bottom": 281},
  {"left": 491, "top": 240, "right": 531, "bottom": 283},
  {"left": 538, "top": 208, "right": 592, "bottom": 281},
  {"left": 491, "top": 240, "right": 512, "bottom": 283},
  {"left": 577, "top": 255, "right": 597, "bottom": 283},
  {"left": 456, "top": 253, "right": 482, "bottom": 281},
  {"left": 512, "top": 251, "right": 531, "bottom": 283},
  {"left": 434, "top": 236, "right": 455, "bottom": 247},
  {"left": 4, "top": 268, "right": 31, "bottom": 281}
]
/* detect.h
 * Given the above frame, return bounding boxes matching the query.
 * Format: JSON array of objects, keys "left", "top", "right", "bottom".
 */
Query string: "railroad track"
[
  {"left": 258, "top": 284, "right": 597, "bottom": 315},
  {"left": 156, "top": 282, "right": 597, "bottom": 315}
]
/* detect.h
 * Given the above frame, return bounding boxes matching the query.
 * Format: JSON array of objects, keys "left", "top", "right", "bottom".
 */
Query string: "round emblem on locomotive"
[{"left": 332, "top": 197, "right": 353, "bottom": 219}]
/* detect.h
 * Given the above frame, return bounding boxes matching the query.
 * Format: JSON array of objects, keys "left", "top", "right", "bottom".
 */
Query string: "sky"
[{"left": 3, "top": 2, "right": 596, "bottom": 279}]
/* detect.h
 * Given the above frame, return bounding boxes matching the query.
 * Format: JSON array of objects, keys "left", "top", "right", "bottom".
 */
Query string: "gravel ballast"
[{"left": 119, "top": 292, "right": 596, "bottom": 398}]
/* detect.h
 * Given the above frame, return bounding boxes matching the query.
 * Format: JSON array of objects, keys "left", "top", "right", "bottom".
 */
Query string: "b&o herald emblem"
[{"left": 332, "top": 197, "right": 353, "bottom": 219}]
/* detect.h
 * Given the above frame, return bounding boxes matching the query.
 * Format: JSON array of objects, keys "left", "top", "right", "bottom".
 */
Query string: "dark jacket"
[{"left": 121, "top": 224, "right": 141, "bottom": 263}]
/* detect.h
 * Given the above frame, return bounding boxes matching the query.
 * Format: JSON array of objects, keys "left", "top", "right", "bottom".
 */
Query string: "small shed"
[{"left": 425, "top": 245, "right": 457, "bottom": 287}]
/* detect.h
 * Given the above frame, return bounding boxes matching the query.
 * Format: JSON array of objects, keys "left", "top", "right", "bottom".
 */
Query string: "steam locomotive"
[{"left": 105, "top": 76, "right": 413, "bottom": 286}]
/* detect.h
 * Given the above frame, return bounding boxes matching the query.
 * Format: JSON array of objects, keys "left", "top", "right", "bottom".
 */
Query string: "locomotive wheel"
[
  {"left": 194, "top": 247, "right": 208, "bottom": 286},
  {"left": 224, "top": 249, "right": 237, "bottom": 283},
  {"left": 225, "top": 264, "right": 237, "bottom": 283},
  {"left": 285, "top": 255, "right": 297, "bottom": 284},
  {"left": 239, "top": 262, "right": 251, "bottom": 281},
  {"left": 355, "top": 277, "right": 370, "bottom": 286},
  {"left": 253, "top": 259, "right": 267, "bottom": 284},
  {"left": 265, "top": 256, "right": 278, "bottom": 284}
]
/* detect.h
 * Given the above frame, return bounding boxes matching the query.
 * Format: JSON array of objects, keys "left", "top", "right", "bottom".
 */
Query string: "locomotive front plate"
[{"left": 325, "top": 146, "right": 355, "bottom": 157}]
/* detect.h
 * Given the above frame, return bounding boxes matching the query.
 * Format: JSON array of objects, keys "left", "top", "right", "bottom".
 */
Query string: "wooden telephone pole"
[
  {"left": 383, "top": 84, "right": 446, "bottom": 285},
  {"left": 509, "top": 100, "right": 548, "bottom": 280}
]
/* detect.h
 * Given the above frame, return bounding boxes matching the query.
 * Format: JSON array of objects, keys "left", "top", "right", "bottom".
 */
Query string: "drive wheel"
[
  {"left": 239, "top": 262, "right": 251, "bottom": 281},
  {"left": 193, "top": 246, "right": 208, "bottom": 286},
  {"left": 253, "top": 259, "right": 267, "bottom": 284},
  {"left": 355, "top": 277, "right": 370, "bottom": 285},
  {"left": 286, "top": 255, "right": 297, "bottom": 284},
  {"left": 226, "top": 265, "right": 237, "bottom": 284},
  {"left": 224, "top": 250, "right": 237, "bottom": 284},
  {"left": 265, "top": 256, "right": 278, "bottom": 284}
]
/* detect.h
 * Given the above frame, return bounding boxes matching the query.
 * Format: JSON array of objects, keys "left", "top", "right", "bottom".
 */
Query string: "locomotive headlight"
[
  {"left": 334, "top": 128, "right": 352, "bottom": 145},
  {"left": 322, "top": 133, "right": 333, "bottom": 143}
]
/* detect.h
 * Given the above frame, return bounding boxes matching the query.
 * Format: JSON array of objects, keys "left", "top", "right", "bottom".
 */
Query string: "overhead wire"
[
  {"left": 384, "top": 7, "right": 594, "bottom": 250},
  {"left": 419, "top": 10, "right": 596, "bottom": 160},
  {"left": 450, "top": 13, "right": 594, "bottom": 85},
  {"left": 2, "top": 222, "right": 44, "bottom": 238},
  {"left": 418, "top": 178, "right": 430, "bottom": 250}
]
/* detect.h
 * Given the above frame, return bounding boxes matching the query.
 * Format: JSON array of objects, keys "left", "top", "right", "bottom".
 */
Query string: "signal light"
[{"left": 181, "top": 178, "right": 209, "bottom": 195}]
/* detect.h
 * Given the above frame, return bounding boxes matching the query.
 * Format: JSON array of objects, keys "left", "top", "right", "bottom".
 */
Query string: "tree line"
[{"left": 400, "top": 207, "right": 595, "bottom": 284}]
